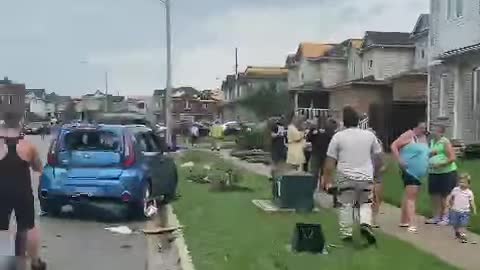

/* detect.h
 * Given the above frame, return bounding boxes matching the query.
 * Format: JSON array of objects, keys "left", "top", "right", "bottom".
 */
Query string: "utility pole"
[
  {"left": 234, "top": 48, "right": 239, "bottom": 98},
  {"left": 105, "top": 71, "right": 109, "bottom": 113},
  {"left": 164, "top": 0, "right": 173, "bottom": 147}
]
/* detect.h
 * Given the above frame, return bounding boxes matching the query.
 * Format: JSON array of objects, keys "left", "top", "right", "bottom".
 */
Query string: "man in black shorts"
[{"left": 0, "top": 115, "right": 46, "bottom": 270}]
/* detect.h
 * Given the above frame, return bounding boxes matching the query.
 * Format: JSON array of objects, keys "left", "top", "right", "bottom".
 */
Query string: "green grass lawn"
[
  {"left": 173, "top": 151, "right": 458, "bottom": 270},
  {"left": 382, "top": 157, "right": 480, "bottom": 233}
]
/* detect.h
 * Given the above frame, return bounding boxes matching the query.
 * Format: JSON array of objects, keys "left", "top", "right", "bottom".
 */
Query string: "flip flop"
[{"left": 399, "top": 223, "right": 410, "bottom": 228}]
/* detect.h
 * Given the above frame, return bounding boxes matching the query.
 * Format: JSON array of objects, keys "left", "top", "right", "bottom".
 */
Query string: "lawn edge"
[{"left": 168, "top": 205, "right": 196, "bottom": 270}]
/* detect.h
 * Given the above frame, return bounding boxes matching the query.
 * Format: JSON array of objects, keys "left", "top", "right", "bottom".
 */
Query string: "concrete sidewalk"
[{"left": 214, "top": 149, "right": 480, "bottom": 270}]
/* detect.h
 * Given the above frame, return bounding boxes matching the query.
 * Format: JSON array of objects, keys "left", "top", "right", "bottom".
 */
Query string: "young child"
[{"left": 448, "top": 173, "right": 477, "bottom": 243}]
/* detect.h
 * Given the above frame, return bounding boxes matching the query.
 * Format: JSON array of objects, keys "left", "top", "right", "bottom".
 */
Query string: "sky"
[{"left": 0, "top": 0, "right": 429, "bottom": 97}]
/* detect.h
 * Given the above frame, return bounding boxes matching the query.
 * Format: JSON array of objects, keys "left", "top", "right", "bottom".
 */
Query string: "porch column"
[
  {"left": 293, "top": 92, "right": 299, "bottom": 113},
  {"left": 453, "top": 64, "right": 460, "bottom": 139}
]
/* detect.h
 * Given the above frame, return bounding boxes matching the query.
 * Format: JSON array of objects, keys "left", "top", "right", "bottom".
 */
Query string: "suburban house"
[
  {"left": 25, "top": 89, "right": 55, "bottom": 120},
  {"left": 153, "top": 87, "right": 221, "bottom": 124},
  {"left": 45, "top": 92, "right": 72, "bottom": 120},
  {"left": 221, "top": 66, "right": 288, "bottom": 121},
  {"left": 429, "top": 0, "right": 480, "bottom": 143},
  {"left": 75, "top": 90, "right": 127, "bottom": 118},
  {"left": 0, "top": 77, "right": 26, "bottom": 123},
  {"left": 286, "top": 42, "right": 342, "bottom": 119}
]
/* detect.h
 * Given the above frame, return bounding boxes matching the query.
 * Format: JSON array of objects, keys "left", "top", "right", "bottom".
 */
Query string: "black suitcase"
[{"left": 273, "top": 173, "right": 316, "bottom": 212}]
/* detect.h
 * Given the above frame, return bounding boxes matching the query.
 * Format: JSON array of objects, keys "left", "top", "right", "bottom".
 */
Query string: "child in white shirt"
[{"left": 448, "top": 173, "right": 477, "bottom": 243}]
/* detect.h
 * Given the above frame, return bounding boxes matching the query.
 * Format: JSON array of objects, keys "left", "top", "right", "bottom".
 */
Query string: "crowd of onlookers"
[{"left": 269, "top": 107, "right": 476, "bottom": 245}]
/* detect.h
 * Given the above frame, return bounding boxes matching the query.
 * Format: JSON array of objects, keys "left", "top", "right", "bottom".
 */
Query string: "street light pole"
[
  {"left": 164, "top": 0, "right": 173, "bottom": 147},
  {"left": 105, "top": 71, "right": 109, "bottom": 113}
]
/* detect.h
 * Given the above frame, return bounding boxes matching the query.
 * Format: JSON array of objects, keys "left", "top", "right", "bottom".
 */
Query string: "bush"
[
  {"left": 465, "top": 144, "right": 480, "bottom": 160},
  {"left": 235, "top": 128, "right": 267, "bottom": 150}
]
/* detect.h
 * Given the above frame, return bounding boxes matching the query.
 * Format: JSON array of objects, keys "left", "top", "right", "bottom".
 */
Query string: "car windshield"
[{"left": 63, "top": 130, "right": 121, "bottom": 152}]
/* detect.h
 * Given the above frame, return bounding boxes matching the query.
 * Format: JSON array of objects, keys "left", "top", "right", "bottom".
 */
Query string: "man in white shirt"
[{"left": 323, "top": 106, "right": 383, "bottom": 245}]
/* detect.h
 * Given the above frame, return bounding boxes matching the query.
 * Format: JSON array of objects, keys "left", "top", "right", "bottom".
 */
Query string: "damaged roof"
[
  {"left": 295, "top": 43, "right": 335, "bottom": 60},
  {"left": 362, "top": 31, "right": 414, "bottom": 49}
]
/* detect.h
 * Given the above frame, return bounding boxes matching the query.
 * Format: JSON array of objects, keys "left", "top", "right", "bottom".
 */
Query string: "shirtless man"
[{"left": 0, "top": 116, "right": 46, "bottom": 270}]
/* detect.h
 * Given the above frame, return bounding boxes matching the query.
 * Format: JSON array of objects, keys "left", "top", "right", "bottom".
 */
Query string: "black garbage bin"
[{"left": 273, "top": 173, "right": 316, "bottom": 212}]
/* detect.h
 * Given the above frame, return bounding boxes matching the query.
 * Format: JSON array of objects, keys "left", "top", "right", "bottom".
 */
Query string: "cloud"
[
  {"left": 0, "top": 0, "right": 428, "bottom": 95},
  {"left": 175, "top": 0, "right": 429, "bottom": 89}
]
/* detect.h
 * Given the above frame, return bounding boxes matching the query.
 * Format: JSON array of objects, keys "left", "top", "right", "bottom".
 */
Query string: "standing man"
[
  {"left": 190, "top": 124, "right": 200, "bottom": 147},
  {"left": 323, "top": 106, "right": 382, "bottom": 245},
  {"left": 0, "top": 114, "right": 47, "bottom": 270},
  {"left": 270, "top": 117, "right": 287, "bottom": 179},
  {"left": 307, "top": 118, "right": 339, "bottom": 205}
]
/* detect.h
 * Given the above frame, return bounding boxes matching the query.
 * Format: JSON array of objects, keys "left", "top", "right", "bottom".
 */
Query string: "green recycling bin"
[{"left": 273, "top": 173, "right": 316, "bottom": 212}]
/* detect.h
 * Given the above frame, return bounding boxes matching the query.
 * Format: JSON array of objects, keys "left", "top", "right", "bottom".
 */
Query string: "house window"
[
  {"left": 203, "top": 103, "right": 208, "bottom": 109},
  {"left": 448, "top": 0, "right": 463, "bottom": 19},
  {"left": 184, "top": 100, "right": 191, "bottom": 110},
  {"left": 456, "top": 0, "right": 464, "bottom": 17},
  {"left": 8, "top": 96, "right": 12, "bottom": 105},
  {"left": 421, "top": 49, "right": 425, "bottom": 59},
  {"left": 473, "top": 68, "right": 480, "bottom": 111},
  {"left": 368, "top": 60, "right": 373, "bottom": 69},
  {"left": 439, "top": 74, "right": 448, "bottom": 117}
]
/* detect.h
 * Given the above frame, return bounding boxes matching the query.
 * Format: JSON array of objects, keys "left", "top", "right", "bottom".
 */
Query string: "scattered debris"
[
  {"left": 105, "top": 226, "right": 133, "bottom": 235},
  {"left": 145, "top": 205, "right": 158, "bottom": 218},
  {"left": 143, "top": 226, "right": 183, "bottom": 235},
  {"left": 120, "top": 244, "right": 132, "bottom": 249},
  {"left": 180, "top": 162, "right": 195, "bottom": 168}
]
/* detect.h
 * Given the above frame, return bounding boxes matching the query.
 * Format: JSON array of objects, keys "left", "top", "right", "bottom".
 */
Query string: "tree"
[{"left": 237, "top": 85, "right": 291, "bottom": 121}]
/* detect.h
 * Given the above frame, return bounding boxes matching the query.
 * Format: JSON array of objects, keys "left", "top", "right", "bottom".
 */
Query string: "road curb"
[{"left": 146, "top": 205, "right": 195, "bottom": 270}]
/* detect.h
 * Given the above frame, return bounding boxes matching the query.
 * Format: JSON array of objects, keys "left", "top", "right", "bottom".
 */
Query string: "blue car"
[{"left": 39, "top": 123, "right": 178, "bottom": 218}]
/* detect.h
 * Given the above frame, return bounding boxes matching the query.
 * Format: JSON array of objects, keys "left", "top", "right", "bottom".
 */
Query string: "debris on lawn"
[
  {"left": 180, "top": 161, "right": 195, "bottom": 168},
  {"left": 105, "top": 226, "right": 133, "bottom": 235}
]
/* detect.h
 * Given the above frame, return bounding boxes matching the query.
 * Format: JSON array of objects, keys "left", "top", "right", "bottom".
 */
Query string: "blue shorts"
[{"left": 449, "top": 210, "right": 470, "bottom": 228}]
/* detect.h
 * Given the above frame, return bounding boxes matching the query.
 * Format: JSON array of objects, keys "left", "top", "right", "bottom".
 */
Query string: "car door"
[{"left": 144, "top": 131, "right": 177, "bottom": 201}]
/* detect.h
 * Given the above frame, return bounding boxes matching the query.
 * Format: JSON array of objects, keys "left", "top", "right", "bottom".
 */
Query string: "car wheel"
[
  {"left": 39, "top": 198, "right": 62, "bottom": 217},
  {"left": 129, "top": 183, "right": 156, "bottom": 220}
]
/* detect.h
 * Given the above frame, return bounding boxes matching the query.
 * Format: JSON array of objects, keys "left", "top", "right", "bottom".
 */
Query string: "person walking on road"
[
  {"left": 0, "top": 114, "right": 47, "bottom": 270},
  {"left": 209, "top": 120, "right": 223, "bottom": 151},
  {"left": 425, "top": 124, "right": 458, "bottom": 225},
  {"left": 322, "top": 106, "right": 382, "bottom": 245},
  {"left": 390, "top": 121, "right": 429, "bottom": 233}
]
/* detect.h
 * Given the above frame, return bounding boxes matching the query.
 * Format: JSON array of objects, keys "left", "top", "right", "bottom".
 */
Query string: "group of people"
[
  {"left": 272, "top": 106, "right": 477, "bottom": 246},
  {"left": 391, "top": 122, "right": 476, "bottom": 243}
]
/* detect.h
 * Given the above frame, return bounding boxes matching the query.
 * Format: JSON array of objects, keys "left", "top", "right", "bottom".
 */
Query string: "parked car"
[
  {"left": 39, "top": 123, "right": 178, "bottom": 218},
  {"left": 222, "top": 121, "right": 242, "bottom": 136},
  {"left": 23, "top": 122, "right": 45, "bottom": 134}
]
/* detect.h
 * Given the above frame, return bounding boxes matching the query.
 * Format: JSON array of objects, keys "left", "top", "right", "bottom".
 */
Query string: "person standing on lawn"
[
  {"left": 190, "top": 124, "right": 200, "bottom": 147},
  {"left": 447, "top": 173, "right": 477, "bottom": 243},
  {"left": 390, "top": 121, "right": 429, "bottom": 233},
  {"left": 270, "top": 117, "right": 287, "bottom": 179},
  {"left": 209, "top": 120, "right": 223, "bottom": 151},
  {"left": 425, "top": 124, "right": 458, "bottom": 225},
  {"left": 323, "top": 106, "right": 382, "bottom": 245},
  {"left": 286, "top": 115, "right": 306, "bottom": 171}
]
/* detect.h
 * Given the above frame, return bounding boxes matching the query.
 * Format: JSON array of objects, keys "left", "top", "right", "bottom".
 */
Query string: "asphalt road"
[{"left": 0, "top": 135, "right": 180, "bottom": 270}]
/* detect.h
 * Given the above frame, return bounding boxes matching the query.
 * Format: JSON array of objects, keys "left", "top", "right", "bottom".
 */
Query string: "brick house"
[
  {"left": 153, "top": 87, "right": 221, "bottom": 124},
  {"left": 429, "top": 0, "right": 480, "bottom": 143},
  {"left": 0, "top": 77, "right": 26, "bottom": 124}
]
